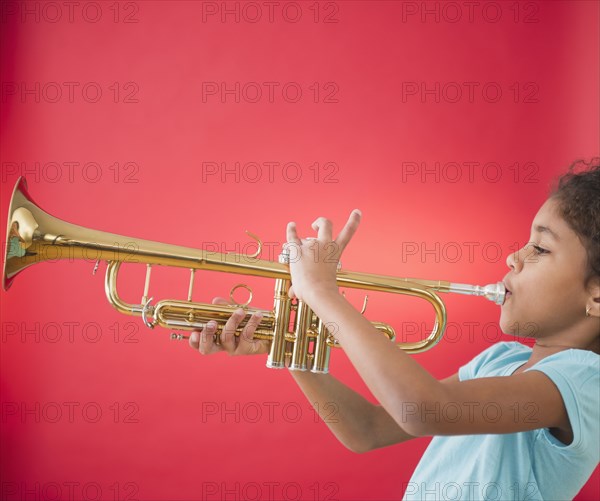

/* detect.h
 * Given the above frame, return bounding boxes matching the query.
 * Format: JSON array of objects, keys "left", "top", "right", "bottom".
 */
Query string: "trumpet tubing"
[{"left": 3, "top": 177, "right": 505, "bottom": 373}]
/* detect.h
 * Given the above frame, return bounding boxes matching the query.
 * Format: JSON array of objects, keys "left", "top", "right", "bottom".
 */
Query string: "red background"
[{"left": 1, "top": 1, "right": 599, "bottom": 500}]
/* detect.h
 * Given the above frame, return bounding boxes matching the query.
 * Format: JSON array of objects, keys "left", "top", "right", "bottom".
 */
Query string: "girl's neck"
[{"left": 531, "top": 336, "right": 600, "bottom": 356}]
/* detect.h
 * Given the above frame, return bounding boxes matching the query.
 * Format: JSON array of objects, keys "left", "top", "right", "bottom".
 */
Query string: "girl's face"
[{"left": 500, "top": 197, "right": 590, "bottom": 340}]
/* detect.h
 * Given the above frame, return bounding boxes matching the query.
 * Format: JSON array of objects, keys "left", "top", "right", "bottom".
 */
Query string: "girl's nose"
[
  {"left": 506, "top": 246, "right": 524, "bottom": 272},
  {"left": 506, "top": 250, "right": 516, "bottom": 270}
]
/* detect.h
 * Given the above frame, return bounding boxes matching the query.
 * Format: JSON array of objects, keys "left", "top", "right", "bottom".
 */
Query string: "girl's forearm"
[
  {"left": 303, "top": 287, "right": 444, "bottom": 433},
  {"left": 288, "top": 370, "right": 414, "bottom": 452}
]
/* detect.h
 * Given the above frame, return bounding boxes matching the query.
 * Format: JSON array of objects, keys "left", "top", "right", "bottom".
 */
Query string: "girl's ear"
[
  {"left": 586, "top": 279, "right": 600, "bottom": 355},
  {"left": 584, "top": 278, "right": 600, "bottom": 330},
  {"left": 586, "top": 276, "right": 600, "bottom": 301}
]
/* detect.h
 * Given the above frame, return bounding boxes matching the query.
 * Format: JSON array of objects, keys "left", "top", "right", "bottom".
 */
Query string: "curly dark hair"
[{"left": 549, "top": 157, "right": 600, "bottom": 288}]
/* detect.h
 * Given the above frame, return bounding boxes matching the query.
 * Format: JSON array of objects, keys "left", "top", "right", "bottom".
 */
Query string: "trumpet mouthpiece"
[{"left": 448, "top": 281, "right": 506, "bottom": 305}]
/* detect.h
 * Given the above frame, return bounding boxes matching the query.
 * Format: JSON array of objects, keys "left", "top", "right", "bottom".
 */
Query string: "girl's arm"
[
  {"left": 303, "top": 288, "right": 570, "bottom": 438},
  {"left": 303, "top": 288, "right": 445, "bottom": 437},
  {"left": 189, "top": 297, "right": 419, "bottom": 452},
  {"left": 289, "top": 370, "right": 417, "bottom": 453}
]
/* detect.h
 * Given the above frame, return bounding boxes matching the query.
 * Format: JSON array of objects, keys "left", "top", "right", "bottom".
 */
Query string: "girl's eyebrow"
[{"left": 533, "top": 224, "right": 561, "bottom": 241}]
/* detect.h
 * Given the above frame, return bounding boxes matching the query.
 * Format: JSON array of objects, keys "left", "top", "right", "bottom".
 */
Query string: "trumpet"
[{"left": 3, "top": 177, "right": 505, "bottom": 373}]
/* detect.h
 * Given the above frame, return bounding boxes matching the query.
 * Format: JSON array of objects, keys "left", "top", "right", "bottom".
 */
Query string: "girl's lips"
[{"left": 502, "top": 288, "right": 512, "bottom": 305}]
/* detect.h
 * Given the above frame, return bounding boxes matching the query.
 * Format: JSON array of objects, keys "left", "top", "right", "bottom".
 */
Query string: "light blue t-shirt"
[{"left": 402, "top": 341, "right": 600, "bottom": 501}]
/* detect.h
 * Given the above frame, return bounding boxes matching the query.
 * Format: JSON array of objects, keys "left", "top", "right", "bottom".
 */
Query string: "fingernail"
[
  {"left": 255, "top": 312, "right": 263, "bottom": 319},
  {"left": 354, "top": 209, "right": 362, "bottom": 217},
  {"left": 191, "top": 332, "right": 199, "bottom": 343},
  {"left": 207, "top": 321, "right": 217, "bottom": 330}
]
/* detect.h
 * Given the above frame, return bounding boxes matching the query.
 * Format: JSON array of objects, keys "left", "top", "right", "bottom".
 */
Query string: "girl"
[{"left": 189, "top": 159, "right": 599, "bottom": 501}]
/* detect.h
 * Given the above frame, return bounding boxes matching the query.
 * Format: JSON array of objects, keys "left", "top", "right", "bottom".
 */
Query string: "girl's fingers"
[
  {"left": 236, "top": 311, "right": 266, "bottom": 355},
  {"left": 286, "top": 222, "right": 301, "bottom": 245},
  {"left": 189, "top": 321, "right": 220, "bottom": 355},
  {"left": 335, "top": 209, "right": 361, "bottom": 252},
  {"left": 189, "top": 330, "right": 201, "bottom": 350},
  {"left": 191, "top": 297, "right": 254, "bottom": 355},
  {"left": 311, "top": 217, "right": 333, "bottom": 241},
  {"left": 208, "top": 297, "right": 235, "bottom": 352},
  {"left": 200, "top": 321, "right": 222, "bottom": 355},
  {"left": 220, "top": 307, "right": 245, "bottom": 352},
  {"left": 191, "top": 297, "right": 268, "bottom": 356},
  {"left": 198, "top": 322, "right": 219, "bottom": 354}
]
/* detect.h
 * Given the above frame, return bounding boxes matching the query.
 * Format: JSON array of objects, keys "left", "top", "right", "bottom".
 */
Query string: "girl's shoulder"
[
  {"left": 460, "top": 341, "right": 599, "bottom": 381},
  {"left": 526, "top": 346, "right": 600, "bottom": 383},
  {"left": 493, "top": 340, "right": 532, "bottom": 353},
  {"left": 543, "top": 346, "right": 600, "bottom": 362},
  {"left": 459, "top": 341, "right": 530, "bottom": 380},
  {"left": 474, "top": 340, "right": 531, "bottom": 360},
  {"left": 476, "top": 341, "right": 598, "bottom": 362}
]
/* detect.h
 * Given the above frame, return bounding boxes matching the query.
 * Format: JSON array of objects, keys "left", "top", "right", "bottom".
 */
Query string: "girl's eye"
[{"left": 531, "top": 244, "right": 549, "bottom": 255}]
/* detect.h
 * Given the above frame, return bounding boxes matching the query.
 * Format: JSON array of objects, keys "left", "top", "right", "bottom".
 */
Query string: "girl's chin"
[
  {"left": 499, "top": 314, "right": 519, "bottom": 337},
  {"left": 499, "top": 316, "right": 537, "bottom": 340},
  {"left": 499, "top": 312, "right": 510, "bottom": 330}
]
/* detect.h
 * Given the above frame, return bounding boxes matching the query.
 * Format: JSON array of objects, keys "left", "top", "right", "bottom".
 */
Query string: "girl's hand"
[
  {"left": 188, "top": 297, "right": 270, "bottom": 356},
  {"left": 285, "top": 209, "right": 362, "bottom": 303}
]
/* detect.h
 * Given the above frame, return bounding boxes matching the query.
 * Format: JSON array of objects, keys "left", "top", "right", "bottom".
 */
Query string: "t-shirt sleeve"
[
  {"left": 524, "top": 350, "right": 600, "bottom": 455},
  {"left": 458, "top": 342, "right": 515, "bottom": 381}
]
